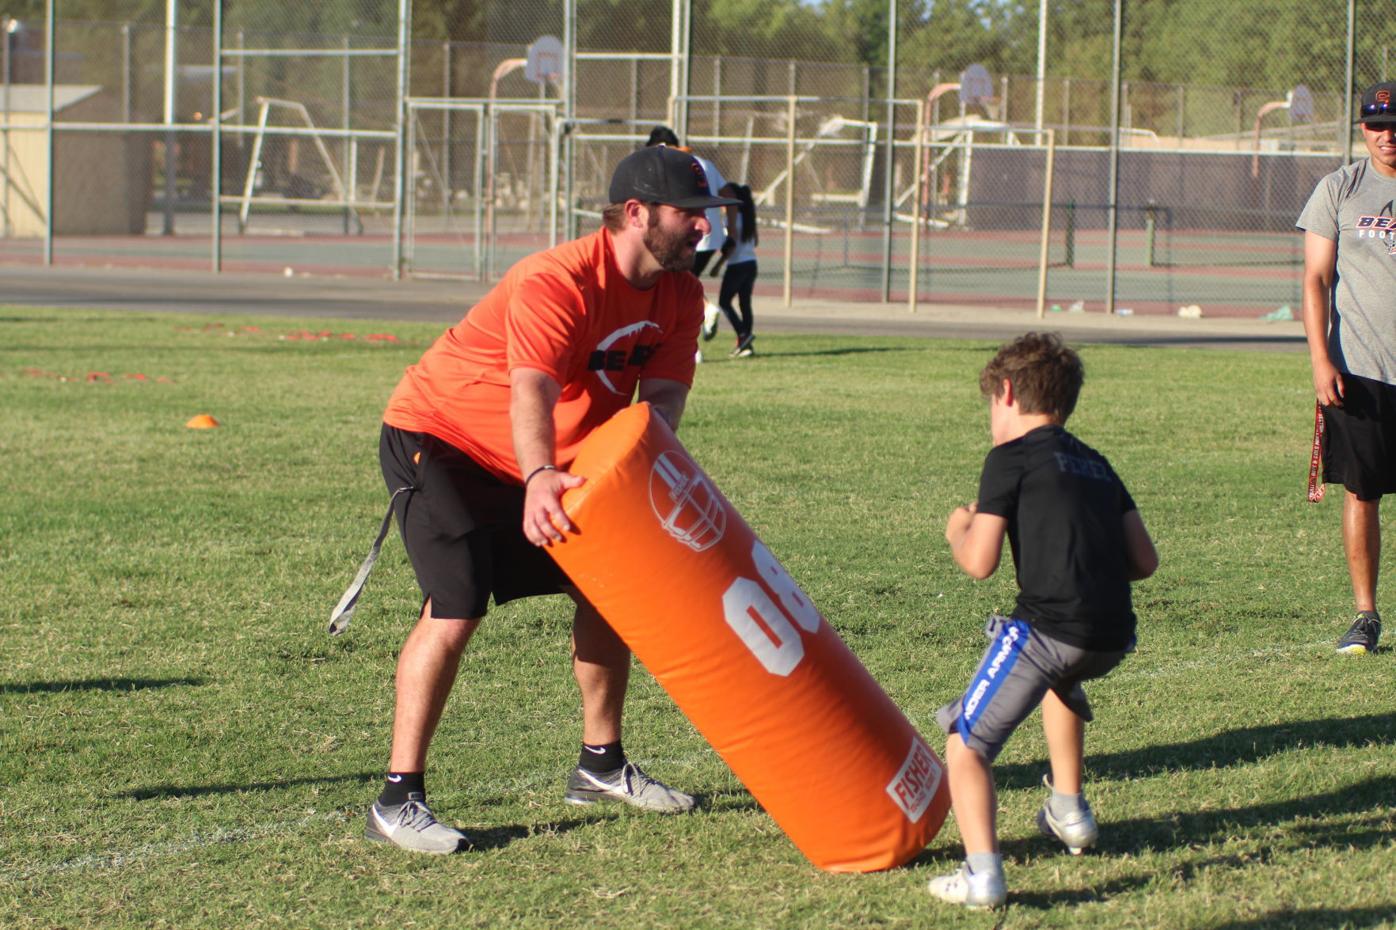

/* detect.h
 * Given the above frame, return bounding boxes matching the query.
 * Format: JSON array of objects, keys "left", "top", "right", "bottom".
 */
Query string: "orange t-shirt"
[{"left": 383, "top": 228, "right": 704, "bottom": 482}]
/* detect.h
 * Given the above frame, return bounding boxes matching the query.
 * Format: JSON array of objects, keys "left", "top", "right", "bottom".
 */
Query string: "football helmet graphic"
[{"left": 649, "top": 451, "right": 726, "bottom": 552}]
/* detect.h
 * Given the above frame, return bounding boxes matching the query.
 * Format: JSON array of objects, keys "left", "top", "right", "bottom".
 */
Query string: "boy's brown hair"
[{"left": 978, "top": 332, "right": 1084, "bottom": 421}]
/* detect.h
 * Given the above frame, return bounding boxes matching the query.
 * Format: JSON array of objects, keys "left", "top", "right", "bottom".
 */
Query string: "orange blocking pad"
[{"left": 551, "top": 403, "right": 949, "bottom": 872}]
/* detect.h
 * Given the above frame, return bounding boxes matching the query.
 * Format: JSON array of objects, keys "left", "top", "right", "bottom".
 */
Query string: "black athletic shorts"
[
  {"left": 1323, "top": 373, "right": 1396, "bottom": 502},
  {"left": 379, "top": 424, "right": 569, "bottom": 619}
]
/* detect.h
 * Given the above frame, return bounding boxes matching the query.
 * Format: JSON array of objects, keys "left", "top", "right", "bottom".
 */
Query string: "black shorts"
[
  {"left": 379, "top": 424, "right": 569, "bottom": 619},
  {"left": 1323, "top": 373, "right": 1396, "bottom": 502}
]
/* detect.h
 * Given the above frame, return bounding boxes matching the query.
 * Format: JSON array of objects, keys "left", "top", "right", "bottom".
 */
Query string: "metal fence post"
[
  {"left": 473, "top": 107, "right": 484, "bottom": 278},
  {"left": 1104, "top": 0, "right": 1123, "bottom": 315},
  {"left": 235, "top": 28, "right": 244, "bottom": 150},
  {"left": 121, "top": 22, "right": 130, "bottom": 123},
  {"left": 212, "top": 0, "right": 222, "bottom": 271},
  {"left": 679, "top": 0, "right": 691, "bottom": 140},
  {"left": 3, "top": 17, "right": 11, "bottom": 239},
  {"left": 782, "top": 94, "right": 795, "bottom": 307},
  {"left": 390, "top": 0, "right": 409, "bottom": 278},
  {"left": 1343, "top": 0, "right": 1355, "bottom": 164},
  {"left": 441, "top": 40, "right": 451, "bottom": 199},
  {"left": 712, "top": 57, "right": 721, "bottom": 143},
  {"left": 879, "top": 0, "right": 897, "bottom": 302},
  {"left": 1065, "top": 201, "right": 1075, "bottom": 267},
  {"left": 342, "top": 35, "right": 352, "bottom": 234},
  {"left": 1035, "top": 129, "right": 1056, "bottom": 318},
  {"left": 907, "top": 98, "right": 924, "bottom": 313},
  {"left": 162, "top": 0, "right": 177, "bottom": 236},
  {"left": 43, "top": 0, "right": 52, "bottom": 264},
  {"left": 1062, "top": 76, "right": 1070, "bottom": 145},
  {"left": 564, "top": 0, "right": 575, "bottom": 240}
]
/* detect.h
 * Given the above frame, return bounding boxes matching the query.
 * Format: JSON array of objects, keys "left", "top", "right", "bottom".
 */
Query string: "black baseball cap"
[
  {"left": 608, "top": 145, "right": 740, "bottom": 209},
  {"left": 1357, "top": 82, "right": 1396, "bottom": 125}
]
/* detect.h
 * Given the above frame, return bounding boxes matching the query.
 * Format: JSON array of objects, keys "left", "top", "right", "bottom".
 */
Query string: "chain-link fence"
[{"left": 1, "top": 1, "right": 1391, "bottom": 316}]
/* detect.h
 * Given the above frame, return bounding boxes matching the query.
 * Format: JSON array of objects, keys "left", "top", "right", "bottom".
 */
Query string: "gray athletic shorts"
[{"left": 936, "top": 614, "right": 1129, "bottom": 763}]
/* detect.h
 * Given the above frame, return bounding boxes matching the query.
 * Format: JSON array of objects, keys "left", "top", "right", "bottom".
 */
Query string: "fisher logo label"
[
  {"left": 649, "top": 451, "right": 726, "bottom": 552},
  {"left": 886, "top": 736, "right": 941, "bottom": 822}
]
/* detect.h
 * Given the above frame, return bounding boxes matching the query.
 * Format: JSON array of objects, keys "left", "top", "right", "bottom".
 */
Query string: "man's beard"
[{"left": 644, "top": 213, "right": 695, "bottom": 272}]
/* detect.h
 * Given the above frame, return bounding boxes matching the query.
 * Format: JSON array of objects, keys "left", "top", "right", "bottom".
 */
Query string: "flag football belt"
[
  {"left": 327, "top": 485, "right": 413, "bottom": 636},
  {"left": 1307, "top": 401, "right": 1325, "bottom": 503}
]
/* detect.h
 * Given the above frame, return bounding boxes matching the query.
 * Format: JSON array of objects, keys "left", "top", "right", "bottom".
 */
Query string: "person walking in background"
[
  {"left": 645, "top": 126, "right": 733, "bottom": 349},
  {"left": 712, "top": 183, "right": 759, "bottom": 358},
  {"left": 1298, "top": 80, "right": 1396, "bottom": 655}
]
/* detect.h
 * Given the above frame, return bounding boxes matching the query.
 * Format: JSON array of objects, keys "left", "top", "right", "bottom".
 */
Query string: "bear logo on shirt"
[{"left": 588, "top": 320, "right": 663, "bottom": 395}]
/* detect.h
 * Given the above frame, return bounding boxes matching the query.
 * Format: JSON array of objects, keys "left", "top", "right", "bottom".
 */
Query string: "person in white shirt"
[{"left": 714, "top": 183, "right": 759, "bottom": 358}]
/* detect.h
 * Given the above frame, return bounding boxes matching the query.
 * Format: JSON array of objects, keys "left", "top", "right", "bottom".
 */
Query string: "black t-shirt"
[{"left": 976, "top": 424, "right": 1137, "bottom": 650}]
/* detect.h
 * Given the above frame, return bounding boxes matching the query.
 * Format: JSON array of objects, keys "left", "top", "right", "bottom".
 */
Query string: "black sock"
[
  {"left": 578, "top": 741, "right": 624, "bottom": 773},
  {"left": 379, "top": 771, "right": 425, "bottom": 807}
]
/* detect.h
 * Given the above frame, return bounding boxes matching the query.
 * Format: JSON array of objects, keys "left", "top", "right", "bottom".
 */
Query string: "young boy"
[{"left": 929, "top": 332, "right": 1158, "bottom": 909}]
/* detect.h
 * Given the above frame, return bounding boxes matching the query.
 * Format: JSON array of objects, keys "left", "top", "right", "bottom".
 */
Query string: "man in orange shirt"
[{"left": 364, "top": 146, "right": 737, "bottom": 854}]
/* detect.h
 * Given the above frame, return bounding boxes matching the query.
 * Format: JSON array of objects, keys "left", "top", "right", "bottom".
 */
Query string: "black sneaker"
[
  {"left": 730, "top": 333, "right": 755, "bottom": 358},
  {"left": 1337, "top": 610, "right": 1381, "bottom": 655}
]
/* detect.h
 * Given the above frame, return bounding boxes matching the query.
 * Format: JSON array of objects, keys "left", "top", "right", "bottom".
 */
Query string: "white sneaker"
[
  {"left": 365, "top": 792, "right": 471, "bottom": 854},
  {"left": 701, "top": 302, "right": 721, "bottom": 341},
  {"left": 1036, "top": 774, "right": 1098, "bottom": 855},
  {"left": 927, "top": 864, "right": 1006, "bottom": 909}
]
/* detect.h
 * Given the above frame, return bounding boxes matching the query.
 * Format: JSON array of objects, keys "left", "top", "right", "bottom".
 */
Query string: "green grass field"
[{"left": 2, "top": 307, "right": 1393, "bottom": 929}]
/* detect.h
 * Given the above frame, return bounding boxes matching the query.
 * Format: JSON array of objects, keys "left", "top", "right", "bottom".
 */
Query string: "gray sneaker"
[
  {"left": 564, "top": 762, "right": 696, "bottom": 813},
  {"left": 1036, "top": 775, "right": 1098, "bottom": 855},
  {"left": 927, "top": 864, "right": 1006, "bottom": 909},
  {"left": 365, "top": 792, "right": 471, "bottom": 854},
  {"left": 1337, "top": 610, "right": 1381, "bottom": 654}
]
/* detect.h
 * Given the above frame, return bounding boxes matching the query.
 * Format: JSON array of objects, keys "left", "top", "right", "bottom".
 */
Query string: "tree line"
[{"left": 7, "top": 0, "right": 1386, "bottom": 95}]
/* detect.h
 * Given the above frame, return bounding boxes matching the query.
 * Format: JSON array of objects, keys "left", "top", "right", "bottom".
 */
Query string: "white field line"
[
  {"left": 1114, "top": 637, "right": 1333, "bottom": 681},
  {"left": 4, "top": 641, "right": 1335, "bottom": 881},
  {"left": 7, "top": 752, "right": 725, "bottom": 881},
  {"left": 9, "top": 810, "right": 351, "bottom": 881}
]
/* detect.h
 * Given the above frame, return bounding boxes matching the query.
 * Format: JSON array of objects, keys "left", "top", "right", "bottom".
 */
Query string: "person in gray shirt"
[{"left": 1296, "top": 81, "right": 1396, "bottom": 655}]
